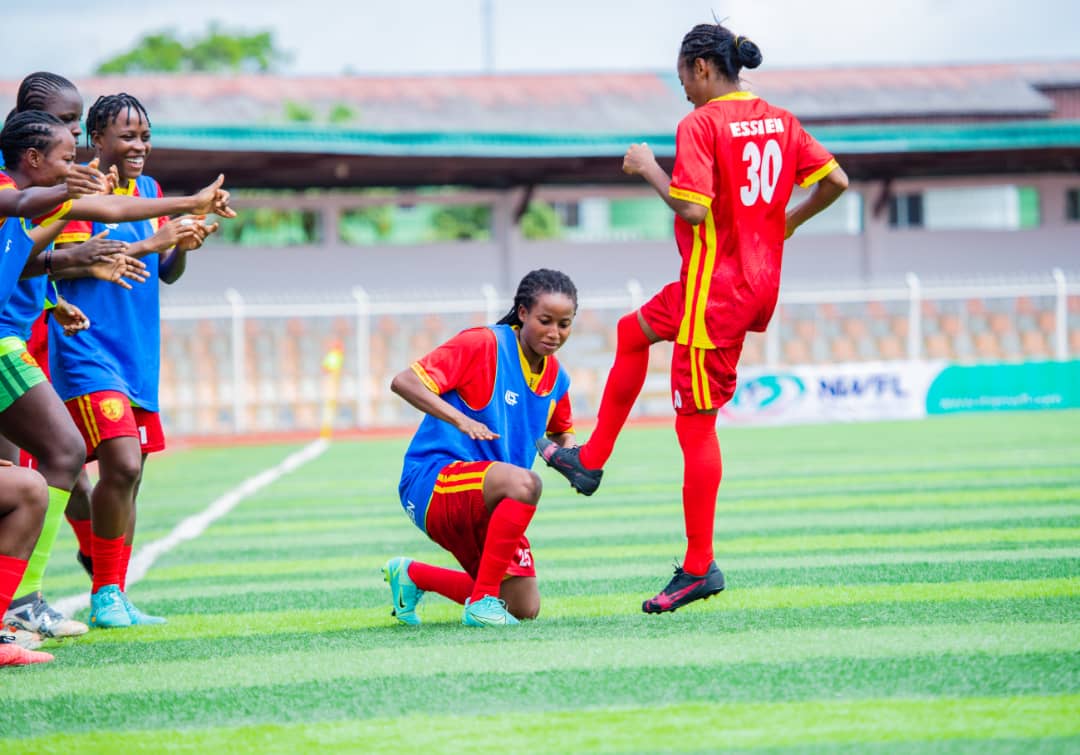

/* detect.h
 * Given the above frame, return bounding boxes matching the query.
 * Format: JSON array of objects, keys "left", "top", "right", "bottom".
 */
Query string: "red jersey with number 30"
[{"left": 668, "top": 91, "right": 837, "bottom": 348}]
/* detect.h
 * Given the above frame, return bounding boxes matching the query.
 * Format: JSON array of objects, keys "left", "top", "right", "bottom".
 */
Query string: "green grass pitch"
[{"left": 1, "top": 411, "right": 1078, "bottom": 753}]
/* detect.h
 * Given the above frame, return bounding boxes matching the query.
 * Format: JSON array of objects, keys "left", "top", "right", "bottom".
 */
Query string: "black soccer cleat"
[
  {"left": 535, "top": 438, "right": 603, "bottom": 496},
  {"left": 642, "top": 561, "right": 725, "bottom": 614}
]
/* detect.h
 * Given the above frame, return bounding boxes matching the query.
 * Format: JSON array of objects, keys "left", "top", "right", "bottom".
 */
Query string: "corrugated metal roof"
[{"left": 2, "top": 61, "right": 1078, "bottom": 132}]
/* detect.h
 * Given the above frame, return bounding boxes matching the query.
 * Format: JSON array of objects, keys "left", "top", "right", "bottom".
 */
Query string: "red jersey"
[
  {"left": 411, "top": 327, "right": 574, "bottom": 435},
  {"left": 668, "top": 91, "right": 837, "bottom": 347}
]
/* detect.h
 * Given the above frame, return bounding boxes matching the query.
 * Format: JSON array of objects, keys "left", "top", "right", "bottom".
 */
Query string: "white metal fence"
[{"left": 158, "top": 269, "right": 1077, "bottom": 436}]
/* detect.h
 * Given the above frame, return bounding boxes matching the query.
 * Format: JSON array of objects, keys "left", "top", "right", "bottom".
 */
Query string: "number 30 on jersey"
[{"left": 740, "top": 138, "right": 783, "bottom": 206}]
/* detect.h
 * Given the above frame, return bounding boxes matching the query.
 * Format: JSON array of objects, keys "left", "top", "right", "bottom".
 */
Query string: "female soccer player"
[
  {"left": 0, "top": 461, "right": 51, "bottom": 666},
  {"left": 384, "top": 269, "right": 580, "bottom": 627},
  {"left": 50, "top": 93, "right": 221, "bottom": 629},
  {"left": 0, "top": 108, "right": 230, "bottom": 636},
  {"left": 538, "top": 22, "right": 849, "bottom": 613}
]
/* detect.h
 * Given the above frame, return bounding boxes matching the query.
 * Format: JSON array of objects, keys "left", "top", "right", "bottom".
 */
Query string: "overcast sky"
[{"left": 1, "top": 0, "right": 1076, "bottom": 78}]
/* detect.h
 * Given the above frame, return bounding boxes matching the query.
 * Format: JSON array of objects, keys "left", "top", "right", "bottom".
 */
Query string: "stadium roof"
[{"left": 2, "top": 61, "right": 1079, "bottom": 189}]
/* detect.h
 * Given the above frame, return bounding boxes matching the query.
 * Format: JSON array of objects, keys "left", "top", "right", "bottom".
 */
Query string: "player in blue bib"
[
  {"left": 384, "top": 269, "right": 585, "bottom": 627},
  {"left": 49, "top": 93, "right": 223, "bottom": 630}
]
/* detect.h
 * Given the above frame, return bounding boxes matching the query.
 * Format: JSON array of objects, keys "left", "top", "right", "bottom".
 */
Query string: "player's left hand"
[
  {"left": 53, "top": 297, "right": 90, "bottom": 336},
  {"left": 87, "top": 253, "right": 149, "bottom": 289}
]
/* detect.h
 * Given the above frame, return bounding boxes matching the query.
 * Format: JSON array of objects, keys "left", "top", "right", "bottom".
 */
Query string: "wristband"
[{"left": 44, "top": 248, "right": 54, "bottom": 276}]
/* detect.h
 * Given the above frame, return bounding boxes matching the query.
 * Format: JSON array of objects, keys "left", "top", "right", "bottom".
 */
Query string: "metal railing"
[{"left": 159, "top": 270, "right": 1076, "bottom": 434}]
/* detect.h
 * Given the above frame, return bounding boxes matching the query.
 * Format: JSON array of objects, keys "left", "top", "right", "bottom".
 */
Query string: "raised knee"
[{"left": 515, "top": 470, "right": 543, "bottom": 505}]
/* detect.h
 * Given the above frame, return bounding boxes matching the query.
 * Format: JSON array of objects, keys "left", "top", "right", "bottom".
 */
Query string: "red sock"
[
  {"left": 67, "top": 516, "right": 93, "bottom": 559},
  {"left": 407, "top": 561, "right": 473, "bottom": 605},
  {"left": 91, "top": 534, "right": 125, "bottom": 593},
  {"left": 0, "top": 554, "right": 29, "bottom": 616},
  {"left": 469, "top": 498, "right": 535, "bottom": 603},
  {"left": 676, "top": 412, "right": 722, "bottom": 576},
  {"left": 120, "top": 544, "right": 133, "bottom": 592},
  {"left": 579, "top": 313, "right": 653, "bottom": 470}
]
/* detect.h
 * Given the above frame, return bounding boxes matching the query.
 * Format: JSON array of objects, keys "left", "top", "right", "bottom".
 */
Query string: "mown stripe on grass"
[
  {"left": 55, "top": 576, "right": 1079, "bottom": 646},
  {"left": 93, "top": 546, "right": 1079, "bottom": 590},
  {"left": 190, "top": 501, "right": 1080, "bottom": 544},
  {"left": 7, "top": 618, "right": 1077, "bottom": 704},
  {"left": 7, "top": 694, "right": 1079, "bottom": 753},
  {"left": 6, "top": 653, "right": 1078, "bottom": 738},
  {"left": 115, "top": 546, "right": 1080, "bottom": 600},
  {"left": 538, "top": 527, "right": 1080, "bottom": 560}
]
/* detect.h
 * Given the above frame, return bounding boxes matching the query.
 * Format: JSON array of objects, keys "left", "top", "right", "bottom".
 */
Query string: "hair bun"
[{"left": 736, "top": 37, "right": 763, "bottom": 69}]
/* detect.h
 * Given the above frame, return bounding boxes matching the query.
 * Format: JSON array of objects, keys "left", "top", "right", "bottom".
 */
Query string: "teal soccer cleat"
[
  {"left": 118, "top": 591, "right": 167, "bottom": 625},
  {"left": 382, "top": 557, "right": 424, "bottom": 626},
  {"left": 89, "top": 585, "right": 133, "bottom": 629},
  {"left": 462, "top": 595, "right": 519, "bottom": 627}
]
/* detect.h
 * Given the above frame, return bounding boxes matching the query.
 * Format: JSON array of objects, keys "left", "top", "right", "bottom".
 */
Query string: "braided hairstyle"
[
  {"left": 16, "top": 71, "right": 77, "bottom": 112},
  {"left": 0, "top": 110, "right": 65, "bottom": 171},
  {"left": 85, "top": 93, "right": 151, "bottom": 147},
  {"left": 679, "top": 23, "right": 763, "bottom": 83},
  {"left": 496, "top": 269, "right": 578, "bottom": 327}
]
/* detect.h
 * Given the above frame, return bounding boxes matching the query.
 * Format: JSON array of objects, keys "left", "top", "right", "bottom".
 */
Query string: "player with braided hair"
[
  {"left": 50, "top": 91, "right": 228, "bottom": 629},
  {"left": 0, "top": 107, "right": 233, "bottom": 639},
  {"left": 538, "top": 20, "right": 849, "bottom": 614},
  {"left": 383, "top": 269, "right": 581, "bottom": 627}
]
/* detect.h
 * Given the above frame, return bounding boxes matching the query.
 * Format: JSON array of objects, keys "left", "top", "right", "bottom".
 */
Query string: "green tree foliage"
[{"left": 96, "top": 23, "right": 288, "bottom": 74}]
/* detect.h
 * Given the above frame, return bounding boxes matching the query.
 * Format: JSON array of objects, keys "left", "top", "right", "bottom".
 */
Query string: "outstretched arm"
[
  {"left": 390, "top": 367, "right": 500, "bottom": 441},
  {"left": 64, "top": 174, "right": 237, "bottom": 224},
  {"left": 0, "top": 162, "right": 106, "bottom": 220},
  {"left": 785, "top": 165, "right": 849, "bottom": 240}
]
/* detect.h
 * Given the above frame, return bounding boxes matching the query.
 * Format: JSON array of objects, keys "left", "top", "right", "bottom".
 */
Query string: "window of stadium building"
[
  {"left": 787, "top": 190, "right": 863, "bottom": 235},
  {"left": 1067, "top": 188, "right": 1080, "bottom": 222},
  {"left": 920, "top": 185, "right": 1041, "bottom": 231},
  {"left": 888, "top": 193, "right": 925, "bottom": 229},
  {"left": 524, "top": 197, "right": 674, "bottom": 242},
  {"left": 217, "top": 208, "right": 321, "bottom": 246},
  {"left": 339, "top": 203, "right": 493, "bottom": 244}
]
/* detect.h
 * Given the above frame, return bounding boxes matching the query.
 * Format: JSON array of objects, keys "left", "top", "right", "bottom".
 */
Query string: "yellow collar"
[
  {"left": 707, "top": 91, "right": 758, "bottom": 103},
  {"left": 514, "top": 328, "right": 545, "bottom": 391},
  {"left": 112, "top": 177, "right": 136, "bottom": 196}
]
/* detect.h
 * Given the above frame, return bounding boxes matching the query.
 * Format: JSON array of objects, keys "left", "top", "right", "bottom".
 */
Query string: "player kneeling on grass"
[{"left": 384, "top": 269, "right": 582, "bottom": 627}]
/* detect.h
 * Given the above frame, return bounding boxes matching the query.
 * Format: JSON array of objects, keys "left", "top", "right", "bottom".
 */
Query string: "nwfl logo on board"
[{"left": 504, "top": 390, "right": 519, "bottom": 406}]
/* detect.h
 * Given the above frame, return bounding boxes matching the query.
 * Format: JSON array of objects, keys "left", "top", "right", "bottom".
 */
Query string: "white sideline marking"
[{"left": 53, "top": 438, "right": 330, "bottom": 617}]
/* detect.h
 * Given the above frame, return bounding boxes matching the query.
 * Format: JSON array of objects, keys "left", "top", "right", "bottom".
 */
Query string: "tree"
[{"left": 96, "top": 23, "right": 289, "bottom": 74}]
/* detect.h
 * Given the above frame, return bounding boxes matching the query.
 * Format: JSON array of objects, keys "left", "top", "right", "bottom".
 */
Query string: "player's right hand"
[
  {"left": 190, "top": 175, "right": 238, "bottom": 219},
  {"left": 457, "top": 418, "right": 500, "bottom": 441},
  {"left": 622, "top": 142, "right": 656, "bottom": 175}
]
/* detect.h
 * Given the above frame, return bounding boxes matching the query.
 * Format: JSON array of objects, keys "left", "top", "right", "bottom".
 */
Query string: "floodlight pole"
[{"left": 482, "top": 0, "right": 495, "bottom": 72}]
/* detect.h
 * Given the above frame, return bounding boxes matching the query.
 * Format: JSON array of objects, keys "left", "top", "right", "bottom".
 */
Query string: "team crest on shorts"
[
  {"left": 19, "top": 352, "right": 38, "bottom": 368},
  {"left": 100, "top": 398, "right": 125, "bottom": 422}
]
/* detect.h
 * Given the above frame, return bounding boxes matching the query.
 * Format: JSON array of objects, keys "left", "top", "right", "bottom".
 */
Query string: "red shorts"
[
  {"left": 65, "top": 391, "right": 166, "bottom": 461},
  {"left": 423, "top": 460, "right": 536, "bottom": 580},
  {"left": 640, "top": 281, "right": 743, "bottom": 415},
  {"left": 17, "top": 314, "right": 51, "bottom": 469},
  {"left": 27, "top": 311, "right": 49, "bottom": 380}
]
